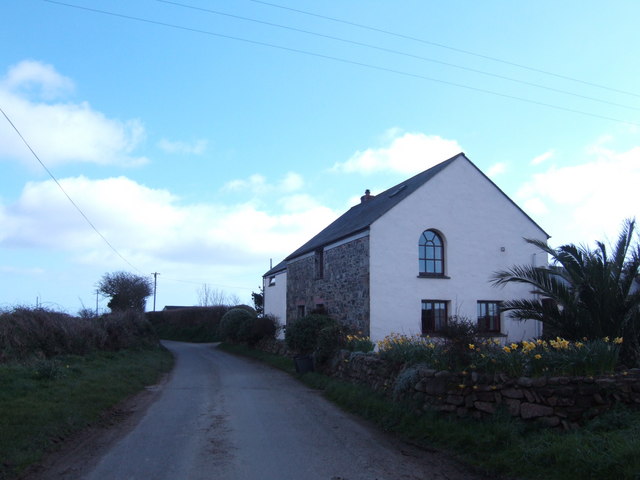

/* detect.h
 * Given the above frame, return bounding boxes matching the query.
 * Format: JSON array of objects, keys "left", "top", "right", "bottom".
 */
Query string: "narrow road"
[{"left": 47, "top": 342, "right": 483, "bottom": 480}]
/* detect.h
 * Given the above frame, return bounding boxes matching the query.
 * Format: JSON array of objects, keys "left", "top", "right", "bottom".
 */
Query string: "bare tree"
[{"left": 197, "top": 284, "right": 236, "bottom": 306}]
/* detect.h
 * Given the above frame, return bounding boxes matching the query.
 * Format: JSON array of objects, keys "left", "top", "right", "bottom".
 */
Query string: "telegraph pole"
[
  {"left": 95, "top": 289, "right": 99, "bottom": 316},
  {"left": 152, "top": 272, "right": 160, "bottom": 311}
]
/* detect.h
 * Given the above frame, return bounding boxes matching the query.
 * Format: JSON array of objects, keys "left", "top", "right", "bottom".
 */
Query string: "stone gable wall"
[{"left": 286, "top": 236, "right": 370, "bottom": 334}]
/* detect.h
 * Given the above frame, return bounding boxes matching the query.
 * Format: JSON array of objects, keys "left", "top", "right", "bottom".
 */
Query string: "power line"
[
  {"left": 248, "top": 0, "right": 640, "bottom": 99},
  {"left": 0, "top": 105, "right": 144, "bottom": 275},
  {"left": 43, "top": 1, "right": 640, "bottom": 127},
  {"left": 157, "top": 0, "right": 639, "bottom": 112}
]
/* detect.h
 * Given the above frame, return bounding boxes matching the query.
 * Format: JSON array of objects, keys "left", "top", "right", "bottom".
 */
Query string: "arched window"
[{"left": 419, "top": 230, "right": 444, "bottom": 275}]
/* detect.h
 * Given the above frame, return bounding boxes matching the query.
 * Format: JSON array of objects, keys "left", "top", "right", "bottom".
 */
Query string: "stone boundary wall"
[
  {"left": 329, "top": 350, "right": 640, "bottom": 429},
  {"left": 253, "top": 340, "right": 640, "bottom": 428}
]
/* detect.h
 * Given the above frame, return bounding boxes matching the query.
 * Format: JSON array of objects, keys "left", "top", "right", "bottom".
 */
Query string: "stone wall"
[
  {"left": 330, "top": 350, "right": 640, "bottom": 428},
  {"left": 286, "top": 236, "right": 370, "bottom": 334}
]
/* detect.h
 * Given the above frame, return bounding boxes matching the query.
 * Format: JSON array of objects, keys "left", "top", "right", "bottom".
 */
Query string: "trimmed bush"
[
  {"left": 146, "top": 306, "right": 228, "bottom": 342},
  {"left": 285, "top": 314, "right": 337, "bottom": 355},
  {"left": 248, "top": 315, "right": 279, "bottom": 346},
  {"left": 219, "top": 307, "right": 257, "bottom": 343}
]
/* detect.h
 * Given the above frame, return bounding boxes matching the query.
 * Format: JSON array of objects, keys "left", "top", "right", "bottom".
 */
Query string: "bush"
[
  {"left": 219, "top": 308, "right": 257, "bottom": 343},
  {"left": 285, "top": 314, "right": 336, "bottom": 354},
  {"left": 438, "top": 316, "right": 480, "bottom": 370},
  {"left": 0, "top": 307, "right": 158, "bottom": 363},
  {"left": 146, "top": 306, "right": 228, "bottom": 342},
  {"left": 315, "top": 323, "right": 348, "bottom": 364},
  {"left": 248, "top": 315, "right": 279, "bottom": 345}
]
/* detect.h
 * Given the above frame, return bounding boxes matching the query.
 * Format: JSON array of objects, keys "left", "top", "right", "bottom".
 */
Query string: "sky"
[{"left": 1, "top": 0, "right": 639, "bottom": 314}]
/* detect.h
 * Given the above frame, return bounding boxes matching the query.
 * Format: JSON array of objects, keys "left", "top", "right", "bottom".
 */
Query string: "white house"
[
  {"left": 262, "top": 260, "right": 287, "bottom": 339},
  {"left": 263, "top": 153, "right": 549, "bottom": 344}
]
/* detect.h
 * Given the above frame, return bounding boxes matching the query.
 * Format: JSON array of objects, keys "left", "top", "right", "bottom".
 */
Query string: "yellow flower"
[
  {"left": 510, "top": 343, "right": 519, "bottom": 350},
  {"left": 575, "top": 342, "right": 584, "bottom": 348},
  {"left": 614, "top": 337, "right": 623, "bottom": 344},
  {"left": 534, "top": 354, "right": 542, "bottom": 360},
  {"left": 604, "top": 336, "right": 610, "bottom": 342},
  {"left": 503, "top": 346, "right": 511, "bottom": 353},
  {"left": 468, "top": 344, "right": 475, "bottom": 350},
  {"left": 458, "top": 384, "right": 466, "bottom": 389}
]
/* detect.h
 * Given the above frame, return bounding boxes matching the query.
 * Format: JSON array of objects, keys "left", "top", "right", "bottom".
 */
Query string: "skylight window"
[{"left": 388, "top": 184, "right": 407, "bottom": 197}]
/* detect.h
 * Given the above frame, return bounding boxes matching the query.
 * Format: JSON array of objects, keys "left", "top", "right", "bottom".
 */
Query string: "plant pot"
[{"left": 294, "top": 354, "right": 314, "bottom": 374}]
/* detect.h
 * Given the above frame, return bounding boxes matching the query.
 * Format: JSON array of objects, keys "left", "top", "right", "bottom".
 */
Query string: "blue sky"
[{"left": 1, "top": 0, "right": 639, "bottom": 313}]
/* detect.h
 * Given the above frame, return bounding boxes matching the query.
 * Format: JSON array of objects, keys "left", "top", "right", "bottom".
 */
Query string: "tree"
[
  {"left": 196, "top": 284, "right": 240, "bottom": 307},
  {"left": 251, "top": 288, "right": 264, "bottom": 315},
  {"left": 492, "top": 219, "right": 640, "bottom": 365},
  {"left": 98, "top": 271, "right": 153, "bottom": 312}
]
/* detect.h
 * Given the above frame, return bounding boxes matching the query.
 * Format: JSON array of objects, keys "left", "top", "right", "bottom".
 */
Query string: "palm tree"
[{"left": 492, "top": 219, "right": 640, "bottom": 365}]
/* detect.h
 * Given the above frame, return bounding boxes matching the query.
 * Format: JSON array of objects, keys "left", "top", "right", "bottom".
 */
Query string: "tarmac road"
[{"left": 75, "top": 341, "right": 481, "bottom": 480}]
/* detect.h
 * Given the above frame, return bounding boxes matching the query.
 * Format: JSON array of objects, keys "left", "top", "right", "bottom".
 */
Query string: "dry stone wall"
[{"left": 330, "top": 350, "right": 640, "bottom": 428}]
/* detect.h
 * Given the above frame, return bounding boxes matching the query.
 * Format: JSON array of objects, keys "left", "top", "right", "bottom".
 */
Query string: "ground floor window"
[
  {"left": 477, "top": 301, "right": 501, "bottom": 333},
  {"left": 297, "top": 305, "right": 305, "bottom": 319},
  {"left": 421, "top": 300, "right": 448, "bottom": 334}
]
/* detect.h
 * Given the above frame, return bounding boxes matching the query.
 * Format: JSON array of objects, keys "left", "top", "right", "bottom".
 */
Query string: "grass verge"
[
  {"left": 219, "top": 342, "right": 640, "bottom": 480},
  {"left": 0, "top": 345, "right": 174, "bottom": 480}
]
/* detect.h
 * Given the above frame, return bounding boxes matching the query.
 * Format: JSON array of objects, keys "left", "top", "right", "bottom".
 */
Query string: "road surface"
[{"left": 30, "top": 341, "right": 483, "bottom": 480}]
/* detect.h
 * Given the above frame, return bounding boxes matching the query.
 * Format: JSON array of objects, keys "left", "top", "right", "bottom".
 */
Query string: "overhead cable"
[{"left": 43, "top": 0, "right": 640, "bottom": 127}]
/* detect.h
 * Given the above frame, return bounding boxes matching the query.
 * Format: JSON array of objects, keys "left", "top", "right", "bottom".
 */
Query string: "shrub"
[
  {"left": 219, "top": 307, "right": 257, "bottom": 343},
  {"left": 315, "top": 323, "right": 348, "bottom": 364},
  {"left": 146, "top": 306, "right": 228, "bottom": 342},
  {"left": 438, "top": 316, "right": 480, "bottom": 370},
  {"left": 248, "top": 315, "right": 279, "bottom": 345},
  {"left": 231, "top": 304, "right": 257, "bottom": 316},
  {"left": 285, "top": 314, "right": 336, "bottom": 355},
  {"left": 0, "top": 307, "right": 158, "bottom": 363}
]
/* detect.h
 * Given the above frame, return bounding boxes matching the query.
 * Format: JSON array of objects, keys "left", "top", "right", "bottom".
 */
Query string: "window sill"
[{"left": 417, "top": 273, "right": 450, "bottom": 279}]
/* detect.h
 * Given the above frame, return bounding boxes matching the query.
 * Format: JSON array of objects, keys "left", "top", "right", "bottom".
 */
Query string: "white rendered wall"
[
  {"left": 263, "top": 270, "right": 287, "bottom": 339},
  {"left": 369, "top": 157, "right": 547, "bottom": 344}
]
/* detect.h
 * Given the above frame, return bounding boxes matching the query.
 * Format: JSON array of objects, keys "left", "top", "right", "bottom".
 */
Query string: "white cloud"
[
  {"left": 0, "top": 61, "right": 147, "bottom": 167},
  {"left": 487, "top": 162, "right": 507, "bottom": 177},
  {"left": 530, "top": 150, "right": 554, "bottom": 166},
  {"left": 0, "top": 176, "right": 337, "bottom": 269},
  {"left": 222, "top": 172, "right": 304, "bottom": 195},
  {"left": 332, "top": 130, "right": 462, "bottom": 175},
  {"left": 157, "top": 138, "right": 207, "bottom": 155},
  {"left": 2, "top": 60, "right": 74, "bottom": 100},
  {"left": 516, "top": 144, "right": 640, "bottom": 246}
]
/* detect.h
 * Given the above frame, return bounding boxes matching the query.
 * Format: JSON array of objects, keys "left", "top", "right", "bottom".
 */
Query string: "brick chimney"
[{"left": 360, "top": 189, "right": 375, "bottom": 203}]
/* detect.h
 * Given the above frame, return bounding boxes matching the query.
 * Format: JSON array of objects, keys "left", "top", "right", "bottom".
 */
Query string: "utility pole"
[
  {"left": 152, "top": 272, "right": 160, "bottom": 311},
  {"left": 95, "top": 289, "right": 99, "bottom": 316}
]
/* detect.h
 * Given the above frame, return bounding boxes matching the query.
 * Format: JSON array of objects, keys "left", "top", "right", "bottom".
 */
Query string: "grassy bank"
[
  {"left": 0, "top": 346, "right": 173, "bottom": 480},
  {"left": 219, "top": 343, "right": 640, "bottom": 480}
]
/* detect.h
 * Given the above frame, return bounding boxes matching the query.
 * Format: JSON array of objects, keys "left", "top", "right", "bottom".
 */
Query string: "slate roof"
[
  {"left": 263, "top": 259, "right": 287, "bottom": 278},
  {"left": 285, "top": 153, "right": 464, "bottom": 261},
  {"left": 269, "top": 152, "right": 548, "bottom": 271}
]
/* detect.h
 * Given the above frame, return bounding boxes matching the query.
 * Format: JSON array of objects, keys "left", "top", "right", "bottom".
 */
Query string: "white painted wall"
[
  {"left": 263, "top": 269, "right": 287, "bottom": 339},
  {"left": 369, "top": 156, "right": 547, "bottom": 344}
]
